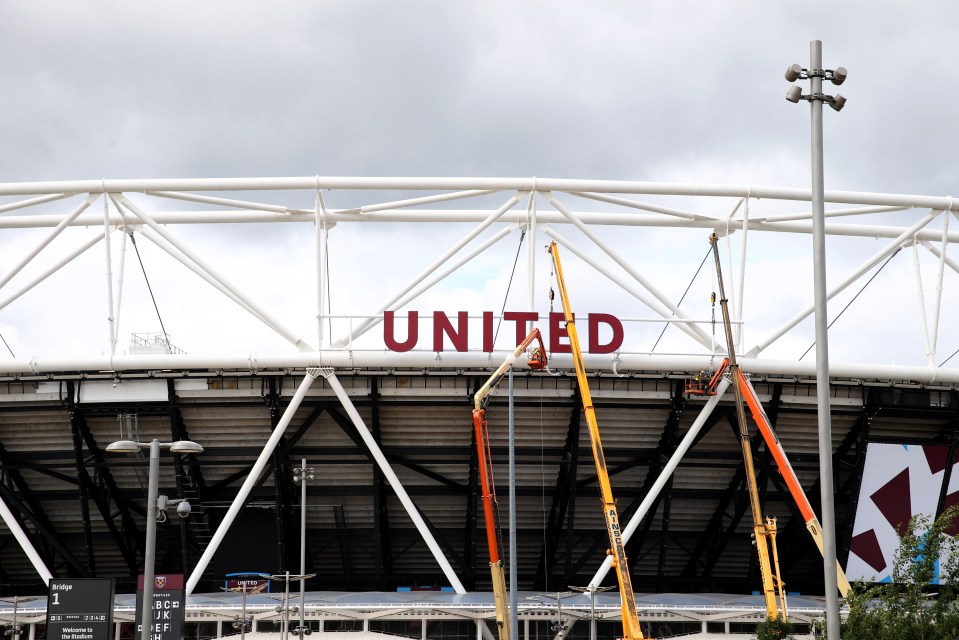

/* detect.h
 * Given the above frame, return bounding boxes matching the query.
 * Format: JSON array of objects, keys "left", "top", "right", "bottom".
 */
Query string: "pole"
[
  {"left": 809, "top": 39, "right": 841, "bottom": 639},
  {"left": 299, "top": 459, "right": 308, "bottom": 635},
  {"left": 508, "top": 368, "right": 518, "bottom": 640},
  {"left": 589, "top": 589, "right": 595, "bottom": 640},
  {"left": 241, "top": 585, "right": 248, "bottom": 640},
  {"left": 284, "top": 571, "right": 291, "bottom": 639},
  {"left": 141, "top": 439, "right": 160, "bottom": 640}
]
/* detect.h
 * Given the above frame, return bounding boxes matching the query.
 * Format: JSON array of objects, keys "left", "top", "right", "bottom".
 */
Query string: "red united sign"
[{"left": 384, "top": 311, "right": 623, "bottom": 354}]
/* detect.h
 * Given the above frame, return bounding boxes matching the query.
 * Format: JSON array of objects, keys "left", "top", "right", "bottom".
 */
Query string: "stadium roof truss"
[{"left": 0, "top": 177, "right": 957, "bottom": 602}]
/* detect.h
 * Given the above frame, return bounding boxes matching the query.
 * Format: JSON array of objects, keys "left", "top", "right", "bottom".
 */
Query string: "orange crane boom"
[
  {"left": 472, "top": 329, "right": 547, "bottom": 640},
  {"left": 546, "top": 242, "right": 645, "bottom": 640}
]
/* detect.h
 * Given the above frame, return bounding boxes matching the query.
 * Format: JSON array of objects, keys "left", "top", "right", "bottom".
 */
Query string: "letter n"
[{"left": 433, "top": 311, "right": 469, "bottom": 352}]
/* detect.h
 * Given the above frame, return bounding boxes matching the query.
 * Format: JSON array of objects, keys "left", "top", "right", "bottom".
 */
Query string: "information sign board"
[
  {"left": 46, "top": 578, "right": 115, "bottom": 640},
  {"left": 135, "top": 574, "right": 184, "bottom": 640}
]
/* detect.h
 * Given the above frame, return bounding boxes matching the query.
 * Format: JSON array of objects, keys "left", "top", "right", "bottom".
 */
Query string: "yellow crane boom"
[{"left": 546, "top": 242, "right": 645, "bottom": 640}]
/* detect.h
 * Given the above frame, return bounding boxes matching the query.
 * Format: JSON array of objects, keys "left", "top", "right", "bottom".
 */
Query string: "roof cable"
[
  {"left": 650, "top": 246, "right": 711, "bottom": 353},
  {"left": 129, "top": 232, "right": 172, "bottom": 352},
  {"left": 0, "top": 332, "right": 14, "bottom": 357},
  {"left": 800, "top": 247, "right": 902, "bottom": 361},
  {"left": 493, "top": 229, "right": 527, "bottom": 347}
]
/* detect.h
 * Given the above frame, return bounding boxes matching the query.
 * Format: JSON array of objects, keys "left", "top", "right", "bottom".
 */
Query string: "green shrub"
[{"left": 815, "top": 506, "right": 959, "bottom": 640}]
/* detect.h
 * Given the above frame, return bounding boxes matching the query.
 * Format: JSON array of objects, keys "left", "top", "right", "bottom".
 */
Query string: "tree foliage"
[
  {"left": 754, "top": 615, "right": 794, "bottom": 639},
  {"left": 815, "top": 506, "right": 959, "bottom": 640}
]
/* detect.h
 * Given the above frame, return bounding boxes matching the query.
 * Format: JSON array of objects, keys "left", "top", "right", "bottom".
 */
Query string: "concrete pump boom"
[
  {"left": 472, "top": 329, "right": 547, "bottom": 640},
  {"left": 546, "top": 242, "right": 646, "bottom": 640}
]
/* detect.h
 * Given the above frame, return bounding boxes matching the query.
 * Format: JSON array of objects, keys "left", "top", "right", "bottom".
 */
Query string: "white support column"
[
  {"left": 0, "top": 493, "right": 53, "bottom": 584},
  {"left": 321, "top": 369, "right": 467, "bottom": 594},
  {"left": 588, "top": 378, "right": 730, "bottom": 589},
  {"left": 315, "top": 188, "right": 330, "bottom": 349},
  {"left": 335, "top": 195, "right": 520, "bottom": 346},
  {"left": 113, "top": 230, "right": 129, "bottom": 352},
  {"left": 931, "top": 213, "right": 949, "bottom": 360},
  {"left": 102, "top": 193, "right": 118, "bottom": 356},
  {"left": 526, "top": 190, "right": 537, "bottom": 328},
  {"left": 913, "top": 241, "right": 934, "bottom": 366},
  {"left": 547, "top": 196, "right": 713, "bottom": 347},
  {"left": 748, "top": 209, "right": 941, "bottom": 356},
  {"left": 736, "top": 198, "right": 750, "bottom": 349},
  {"left": 186, "top": 369, "right": 321, "bottom": 595}
]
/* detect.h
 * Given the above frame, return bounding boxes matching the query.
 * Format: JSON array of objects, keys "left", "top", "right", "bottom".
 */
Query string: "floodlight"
[
  {"left": 785, "top": 64, "right": 803, "bottom": 82},
  {"left": 785, "top": 86, "right": 803, "bottom": 103},
  {"left": 829, "top": 94, "right": 846, "bottom": 112},
  {"left": 169, "top": 440, "right": 204, "bottom": 454},
  {"left": 106, "top": 439, "right": 141, "bottom": 453},
  {"left": 830, "top": 67, "right": 847, "bottom": 85}
]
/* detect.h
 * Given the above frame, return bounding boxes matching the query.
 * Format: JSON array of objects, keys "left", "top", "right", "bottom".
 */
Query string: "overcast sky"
[{"left": 1, "top": 2, "right": 957, "bottom": 369}]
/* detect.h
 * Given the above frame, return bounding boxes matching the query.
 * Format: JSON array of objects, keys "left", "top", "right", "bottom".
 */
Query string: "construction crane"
[
  {"left": 691, "top": 362, "right": 852, "bottom": 598},
  {"left": 472, "top": 329, "right": 548, "bottom": 640},
  {"left": 690, "top": 234, "right": 851, "bottom": 599},
  {"left": 706, "top": 232, "right": 786, "bottom": 621},
  {"left": 546, "top": 242, "right": 646, "bottom": 640}
]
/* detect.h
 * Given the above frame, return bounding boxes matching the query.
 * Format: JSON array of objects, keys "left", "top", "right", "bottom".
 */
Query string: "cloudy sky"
[{"left": 0, "top": 2, "right": 957, "bottom": 370}]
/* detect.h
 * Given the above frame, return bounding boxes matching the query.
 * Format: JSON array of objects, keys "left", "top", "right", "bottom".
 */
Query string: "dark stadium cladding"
[{"left": 384, "top": 311, "right": 623, "bottom": 354}]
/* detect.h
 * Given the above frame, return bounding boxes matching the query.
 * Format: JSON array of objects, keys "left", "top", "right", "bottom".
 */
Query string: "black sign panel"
[
  {"left": 135, "top": 574, "right": 184, "bottom": 640},
  {"left": 46, "top": 578, "right": 115, "bottom": 640}
]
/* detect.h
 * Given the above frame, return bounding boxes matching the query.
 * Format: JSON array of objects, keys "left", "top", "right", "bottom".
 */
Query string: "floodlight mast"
[{"left": 785, "top": 40, "right": 846, "bottom": 640}]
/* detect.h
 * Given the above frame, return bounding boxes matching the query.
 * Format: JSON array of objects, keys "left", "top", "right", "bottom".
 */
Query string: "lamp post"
[
  {"left": 106, "top": 438, "right": 203, "bottom": 640},
  {"left": 784, "top": 41, "right": 847, "bottom": 640},
  {"left": 292, "top": 460, "right": 316, "bottom": 636},
  {"left": 569, "top": 585, "right": 614, "bottom": 640}
]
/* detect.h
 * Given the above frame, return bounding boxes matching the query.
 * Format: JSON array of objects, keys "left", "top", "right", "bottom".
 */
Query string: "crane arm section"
[
  {"left": 546, "top": 242, "right": 645, "bottom": 640},
  {"left": 737, "top": 373, "right": 852, "bottom": 597},
  {"left": 471, "top": 329, "right": 547, "bottom": 640}
]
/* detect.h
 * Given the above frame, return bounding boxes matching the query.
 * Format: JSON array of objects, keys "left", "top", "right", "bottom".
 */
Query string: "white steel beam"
[
  {"left": 2, "top": 351, "right": 957, "bottom": 384},
  {"left": 547, "top": 194, "right": 714, "bottom": 347},
  {"left": 185, "top": 369, "right": 321, "bottom": 596},
  {"left": 2, "top": 176, "right": 957, "bottom": 212},
  {"left": 588, "top": 377, "right": 730, "bottom": 590},
  {"left": 0, "top": 194, "right": 98, "bottom": 291},
  {"left": 0, "top": 493, "right": 53, "bottom": 585},
  {"left": 0, "top": 193, "right": 71, "bottom": 214},
  {"left": 0, "top": 233, "right": 104, "bottom": 313},
  {"left": 320, "top": 369, "right": 467, "bottom": 594},
  {"left": 113, "top": 194, "right": 316, "bottom": 352},
  {"left": 542, "top": 225, "right": 713, "bottom": 349},
  {"left": 333, "top": 195, "right": 520, "bottom": 346},
  {"left": 747, "top": 209, "right": 942, "bottom": 356}
]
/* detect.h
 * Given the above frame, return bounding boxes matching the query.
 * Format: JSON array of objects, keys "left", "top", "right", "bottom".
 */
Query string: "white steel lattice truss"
[
  {"left": 1, "top": 176, "right": 958, "bottom": 597},
  {"left": 0, "top": 176, "right": 957, "bottom": 383}
]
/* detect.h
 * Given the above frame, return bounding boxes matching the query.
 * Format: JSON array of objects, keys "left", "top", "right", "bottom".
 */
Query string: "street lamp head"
[
  {"left": 169, "top": 440, "right": 204, "bottom": 454},
  {"left": 829, "top": 94, "right": 847, "bottom": 112},
  {"left": 830, "top": 67, "right": 847, "bottom": 85},
  {"left": 106, "top": 440, "right": 141, "bottom": 453},
  {"left": 784, "top": 64, "right": 804, "bottom": 82},
  {"left": 785, "top": 86, "right": 803, "bottom": 103}
]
